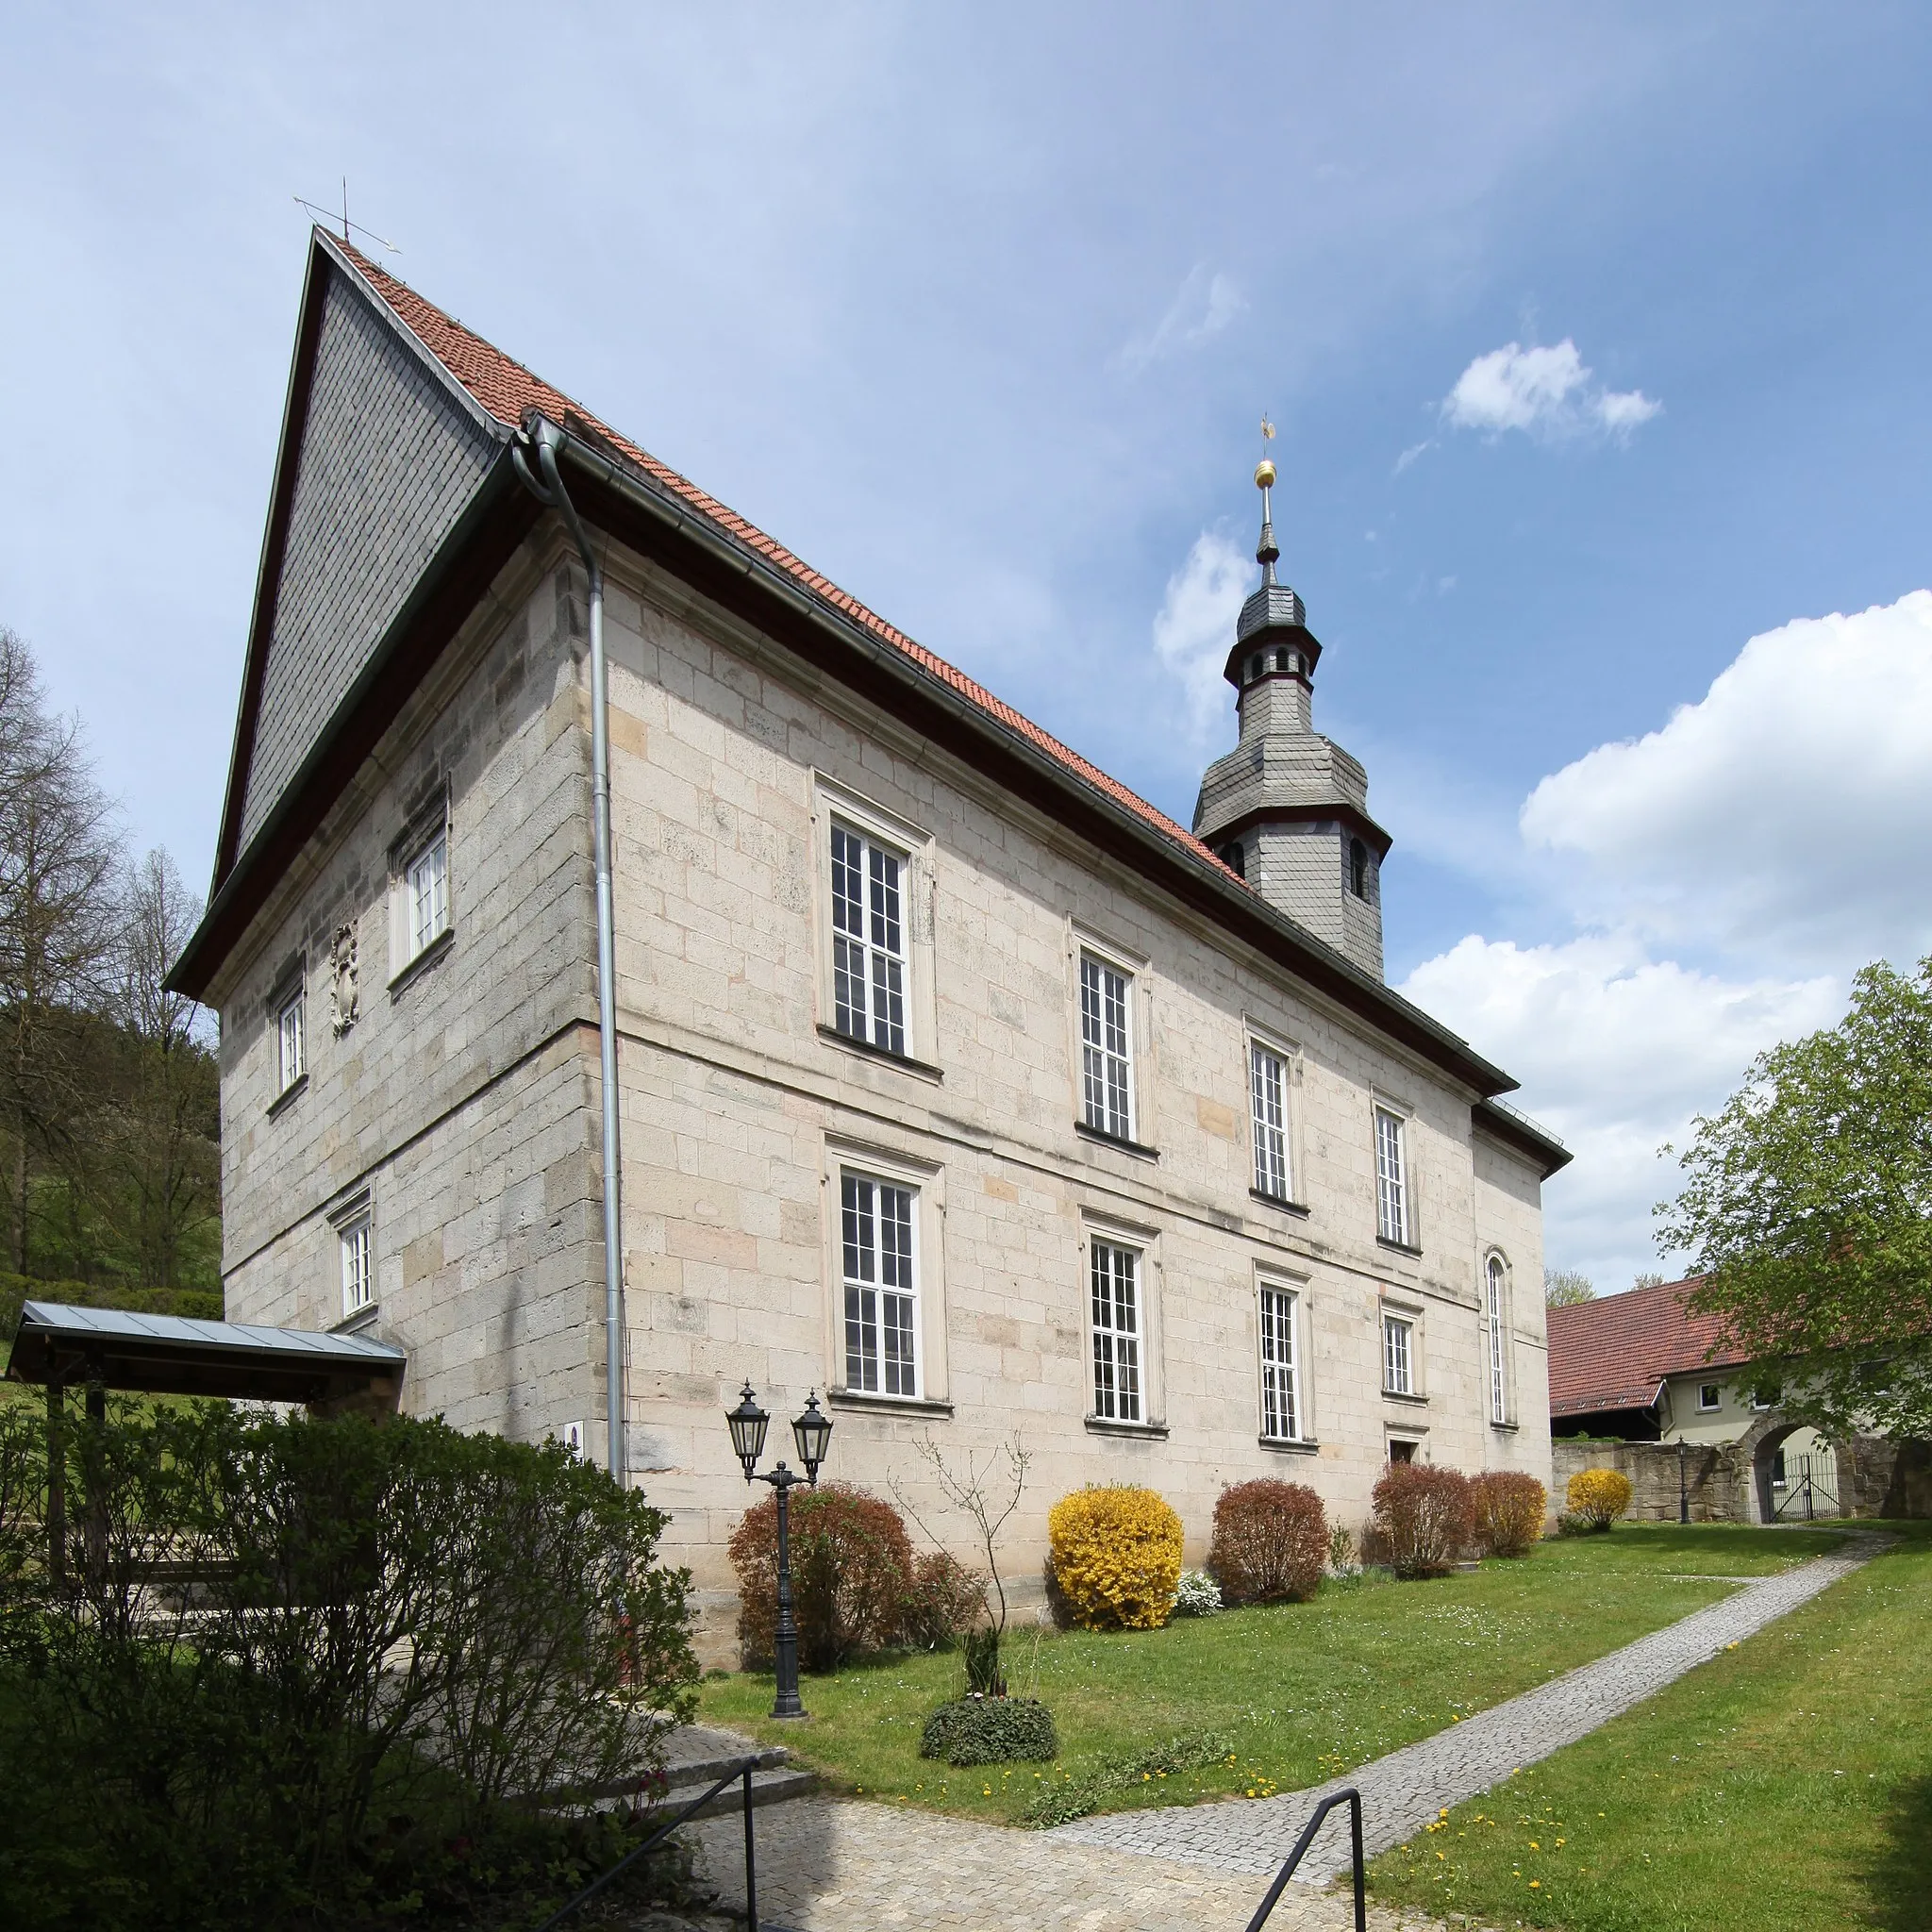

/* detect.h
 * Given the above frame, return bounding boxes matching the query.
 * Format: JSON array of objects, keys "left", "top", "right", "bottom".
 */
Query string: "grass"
[
  {"left": 1367, "top": 1522, "right": 1932, "bottom": 1932},
  {"left": 696, "top": 1523, "right": 1853, "bottom": 1826}
]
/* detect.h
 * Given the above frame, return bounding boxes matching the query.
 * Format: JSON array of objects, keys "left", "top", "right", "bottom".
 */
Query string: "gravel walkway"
[{"left": 1053, "top": 1531, "right": 1889, "bottom": 1884}]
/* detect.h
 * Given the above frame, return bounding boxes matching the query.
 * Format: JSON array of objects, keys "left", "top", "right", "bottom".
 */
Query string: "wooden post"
[{"left": 46, "top": 1379, "right": 63, "bottom": 1590}]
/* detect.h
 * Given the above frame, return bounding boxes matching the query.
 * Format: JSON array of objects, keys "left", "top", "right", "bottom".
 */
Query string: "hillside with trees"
[{"left": 0, "top": 626, "right": 219, "bottom": 1298}]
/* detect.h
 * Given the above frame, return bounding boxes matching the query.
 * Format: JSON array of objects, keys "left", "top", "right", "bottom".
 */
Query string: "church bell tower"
[{"left": 1191, "top": 453, "right": 1391, "bottom": 980}]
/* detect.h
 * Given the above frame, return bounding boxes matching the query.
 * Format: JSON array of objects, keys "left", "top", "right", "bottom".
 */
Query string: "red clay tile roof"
[
  {"left": 1545, "top": 1275, "right": 1750, "bottom": 1418},
  {"left": 333, "top": 238, "right": 1242, "bottom": 891}
]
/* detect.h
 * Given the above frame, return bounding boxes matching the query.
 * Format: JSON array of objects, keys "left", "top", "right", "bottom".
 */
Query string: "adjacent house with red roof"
[
  {"left": 168, "top": 229, "right": 1568, "bottom": 1644},
  {"left": 1548, "top": 1274, "right": 1835, "bottom": 1510}
]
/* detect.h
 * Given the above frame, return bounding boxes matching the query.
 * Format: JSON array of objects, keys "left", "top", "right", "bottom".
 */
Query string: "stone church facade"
[{"left": 172, "top": 231, "right": 1567, "bottom": 1645}]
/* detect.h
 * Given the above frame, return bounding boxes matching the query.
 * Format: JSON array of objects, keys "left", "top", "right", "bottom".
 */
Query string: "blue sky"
[{"left": 5, "top": 3, "right": 1931, "bottom": 1289}]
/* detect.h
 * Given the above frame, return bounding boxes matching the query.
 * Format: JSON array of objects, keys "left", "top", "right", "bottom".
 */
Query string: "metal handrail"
[
  {"left": 1241, "top": 1788, "right": 1366, "bottom": 1932},
  {"left": 531, "top": 1755, "right": 763, "bottom": 1932}
]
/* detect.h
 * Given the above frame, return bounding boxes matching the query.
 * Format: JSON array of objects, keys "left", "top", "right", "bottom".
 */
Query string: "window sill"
[
  {"left": 389, "top": 925, "right": 453, "bottom": 997},
  {"left": 816, "top": 1024, "right": 943, "bottom": 1082},
  {"left": 1375, "top": 1236, "right": 1424, "bottom": 1258},
  {"left": 1382, "top": 1389, "right": 1429, "bottom": 1406},
  {"left": 826, "top": 1389, "right": 954, "bottom": 1419},
  {"left": 333, "top": 1305, "right": 381, "bottom": 1336},
  {"left": 1489, "top": 1419, "right": 1520, "bottom": 1433},
  {"left": 266, "top": 1074, "right": 308, "bottom": 1119},
  {"left": 1074, "top": 1121, "right": 1160, "bottom": 1161},
  {"left": 1258, "top": 1435, "right": 1320, "bottom": 1455},
  {"left": 1249, "top": 1189, "right": 1309, "bottom": 1218},
  {"left": 1084, "top": 1414, "right": 1169, "bottom": 1440}
]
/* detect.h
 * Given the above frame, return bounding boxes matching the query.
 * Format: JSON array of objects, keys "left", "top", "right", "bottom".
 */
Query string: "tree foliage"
[
  {"left": 0, "top": 629, "right": 218, "bottom": 1289},
  {"left": 1544, "top": 1268, "right": 1596, "bottom": 1307},
  {"left": 1658, "top": 957, "right": 1932, "bottom": 1440}
]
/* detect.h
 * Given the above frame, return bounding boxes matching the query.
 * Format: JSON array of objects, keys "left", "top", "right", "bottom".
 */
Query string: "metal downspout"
[{"left": 512, "top": 424, "right": 626, "bottom": 1486}]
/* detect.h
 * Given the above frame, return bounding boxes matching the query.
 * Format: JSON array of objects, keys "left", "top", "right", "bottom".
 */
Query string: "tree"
[
  {"left": 0, "top": 629, "right": 122, "bottom": 1274},
  {"left": 1658, "top": 958, "right": 1932, "bottom": 1441},
  {"left": 1544, "top": 1268, "right": 1596, "bottom": 1307}
]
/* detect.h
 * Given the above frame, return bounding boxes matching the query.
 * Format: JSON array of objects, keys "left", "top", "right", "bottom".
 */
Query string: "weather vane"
[{"left": 292, "top": 177, "right": 402, "bottom": 255}]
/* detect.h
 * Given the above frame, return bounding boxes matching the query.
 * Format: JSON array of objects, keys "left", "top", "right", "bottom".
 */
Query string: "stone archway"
[{"left": 1728, "top": 1411, "right": 1837, "bottom": 1523}]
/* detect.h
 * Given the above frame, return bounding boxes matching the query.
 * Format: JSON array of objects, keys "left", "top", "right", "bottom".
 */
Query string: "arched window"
[
  {"left": 1348, "top": 838, "right": 1370, "bottom": 899},
  {"left": 1220, "top": 840, "right": 1245, "bottom": 879},
  {"left": 1485, "top": 1254, "right": 1509, "bottom": 1424}
]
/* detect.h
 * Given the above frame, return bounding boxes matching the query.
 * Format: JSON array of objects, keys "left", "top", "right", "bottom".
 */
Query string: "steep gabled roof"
[
  {"left": 171, "top": 230, "right": 1546, "bottom": 1120},
  {"left": 1546, "top": 1275, "right": 1748, "bottom": 1419}
]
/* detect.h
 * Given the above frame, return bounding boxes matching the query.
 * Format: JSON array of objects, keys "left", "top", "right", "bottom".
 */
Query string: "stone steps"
[{"left": 570, "top": 1723, "right": 818, "bottom": 1816}]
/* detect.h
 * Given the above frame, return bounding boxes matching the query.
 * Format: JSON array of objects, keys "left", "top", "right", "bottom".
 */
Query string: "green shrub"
[
  {"left": 920, "top": 1694, "right": 1058, "bottom": 1765},
  {"left": 0, "top": 1273, "right": 222, "bottom": 1343},
  {"left": 1208, "top": 1477, "right": 1327, "bottom": 1603},
  {"left": 0, "top": 1402, "right": 696, "bottom": 1931},
  {"left": 1021, "top": 1732, "right": 1230, "bottom": 1826}
]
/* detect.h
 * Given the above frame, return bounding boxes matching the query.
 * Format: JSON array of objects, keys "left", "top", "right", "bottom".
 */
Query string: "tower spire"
[{"left": 1256, "top": 415, "right": 1279, "bottom": 585}]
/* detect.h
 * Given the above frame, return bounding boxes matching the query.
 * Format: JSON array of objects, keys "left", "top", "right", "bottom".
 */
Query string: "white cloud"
[
  {"left": 1441, "top": 337, "right": 1658, "bottom": 442},
  {"left": 1523, "top": 590, "right": 1932, "bottom": 966},
  {"left": 1401, "top": 934, "right": 1839, "bottom": 1288},
  {"left": 1152, "top": 530, "right": 1253, "bottom": 743},
  {"left": 1393, "top": 438, "right": 1434, "bottom": 475},
  {"left": 1119, "top": 265, "right": 1246, "bottom": 374}
]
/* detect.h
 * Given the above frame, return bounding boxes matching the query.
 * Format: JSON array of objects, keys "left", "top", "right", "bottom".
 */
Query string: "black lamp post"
[{"left": 726, "top": 1382, "right": 832, "bottom": 1719}]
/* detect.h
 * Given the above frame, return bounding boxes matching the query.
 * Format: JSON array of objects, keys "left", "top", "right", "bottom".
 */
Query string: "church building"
[{"left": 170, "top": 230, "right": 1567, "bottom": 1643}]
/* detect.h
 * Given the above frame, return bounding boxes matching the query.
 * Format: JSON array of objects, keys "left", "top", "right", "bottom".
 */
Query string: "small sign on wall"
[{"left": 560, "top": 1421, "right": 588, "bottom": 1459}]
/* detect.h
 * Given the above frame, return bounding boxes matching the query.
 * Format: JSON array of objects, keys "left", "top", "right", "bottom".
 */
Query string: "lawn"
[
  {"left": 697, "top": 1523, "right": 1853, "bottom": 1827},
  {"left": 1367, "top": 1523, "right": 1932, "bottom": 1932}
]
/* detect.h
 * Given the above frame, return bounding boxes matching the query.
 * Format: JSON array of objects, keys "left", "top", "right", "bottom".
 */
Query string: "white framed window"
[
  {"left": 340, "top": 1213, "right": 373, "bottom": 1317},
  {"left": 830, "top": 821, "right": 908, "bottom": 1057},
  {"left": 1080, "top": 953, "right": 1134, "bottom": 1140},
  {"left": 1250, "top": 1041, "right": 1290, "bottom": 1200},
  {"left": 841, "top": 1171, "right": 919, "bottom": 1397},
  {"left": 1258, "top": 1282, "right": 1303, "bottom": 1441},
  {"left": 1485, "top": 1254, "right": 1509, "bottom": 1424},
  {"left": 1383, "top": 1312, "right": 1414, "bottom": 1396},
  {"left": 1090, "top": 1239, "right": 1142, "bottom": 1421},
  {"left": 405, "top": 829, "right": 450, "bottom": 963},
  {"left": 276, "top": 990, "right": 306, "bottom": 1094},
  {"left": 1374, "top": 1106, "right": 1411, "bottom": 1245},
  {"left": 1698, "top": 1382, "right": 1721, "bottom": 1411}
]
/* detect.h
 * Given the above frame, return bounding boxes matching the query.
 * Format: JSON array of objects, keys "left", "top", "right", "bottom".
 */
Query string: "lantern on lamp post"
[{"left": 725, "top": 1382, "right": 832, "bottom": 1719}]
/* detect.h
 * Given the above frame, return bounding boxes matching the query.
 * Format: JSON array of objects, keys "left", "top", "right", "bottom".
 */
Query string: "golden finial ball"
[{"left": 1254, "top": 458, "right": 1277, "bottom": 490}]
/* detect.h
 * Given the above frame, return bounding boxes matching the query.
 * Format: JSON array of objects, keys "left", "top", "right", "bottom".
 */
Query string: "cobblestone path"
[
  {"left": 687, "top": 1794, "right": 1442, "bottom": 1932},
  {"left": 1053, "top": 1532, "right": 1888, "bottom": 1884}
]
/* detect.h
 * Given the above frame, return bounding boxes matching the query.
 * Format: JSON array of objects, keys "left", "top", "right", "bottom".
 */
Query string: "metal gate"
[{"left": 1772, "top": 1450, "right": 1840, "bottom": 1520}]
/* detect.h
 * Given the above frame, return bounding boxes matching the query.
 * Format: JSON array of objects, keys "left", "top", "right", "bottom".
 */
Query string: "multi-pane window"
[
  {"left": 830, "top": 823, "right": 908, "bottom": 1057},
  {"left": 1079, "top": 955, "right": 1133, "bottom": 1140},
  {"left": 1383, "top": 1313, "right": 1414, "bottom": 1396},
  {"left": 1258, "top": 1284, "right": 1301, "bottom": 1441},
  {"left": 341, "top": 1215, "right": 373, "bottom": 1317},
  {"left": 1374, "top": 1107, "right": 1410, "bottom": 1245},
  {"left": 1485, "top": 1256, "right": 1508, "bottom": 1424},
  {"left": 276, "top": 991, "right": 306, "bottom": 1093},
  {"left": 1250, "top": 1042, "right": 1290, "bottom": 1200},
  {"left": 406, "top": 830, "right": 449, "bottom": 962},
  {"left": 841, "top": 1173, "right": 918, "bottom": 1396},
  {"left": 1090, "top": 1240, "right": 1141, "bottom": 1422}
]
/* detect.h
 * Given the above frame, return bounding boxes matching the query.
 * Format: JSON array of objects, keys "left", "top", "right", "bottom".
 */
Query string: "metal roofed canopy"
[{"left": 7, "top": 1301, "right": 407, "bottom": 1406}]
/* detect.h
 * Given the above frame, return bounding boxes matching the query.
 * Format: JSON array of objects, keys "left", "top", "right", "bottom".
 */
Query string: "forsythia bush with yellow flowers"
[
  {"left": 1047, "top": 1484, "right": 1184, "bottom": 1629},
  {"left": 1566, "top": 1466, "right": 1634, "bottom": 1531}
]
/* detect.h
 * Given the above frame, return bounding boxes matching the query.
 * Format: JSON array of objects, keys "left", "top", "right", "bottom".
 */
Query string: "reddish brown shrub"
[
  {"left": 1469, "top": 1472, "right": 1546, "bottom": 1557},
  {"left": 727, "top": 1482, "right": 914, "bottom": 1670},
  {"left": 1370, "top": 1463, "right": 1475, "bottom": 1579},
  {"left": 903, "top": 1549, "right": 988, "bottom": 1647},
  {"left": 1208, "top": 1478, "right": 1328, "bottom": 1604}
]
